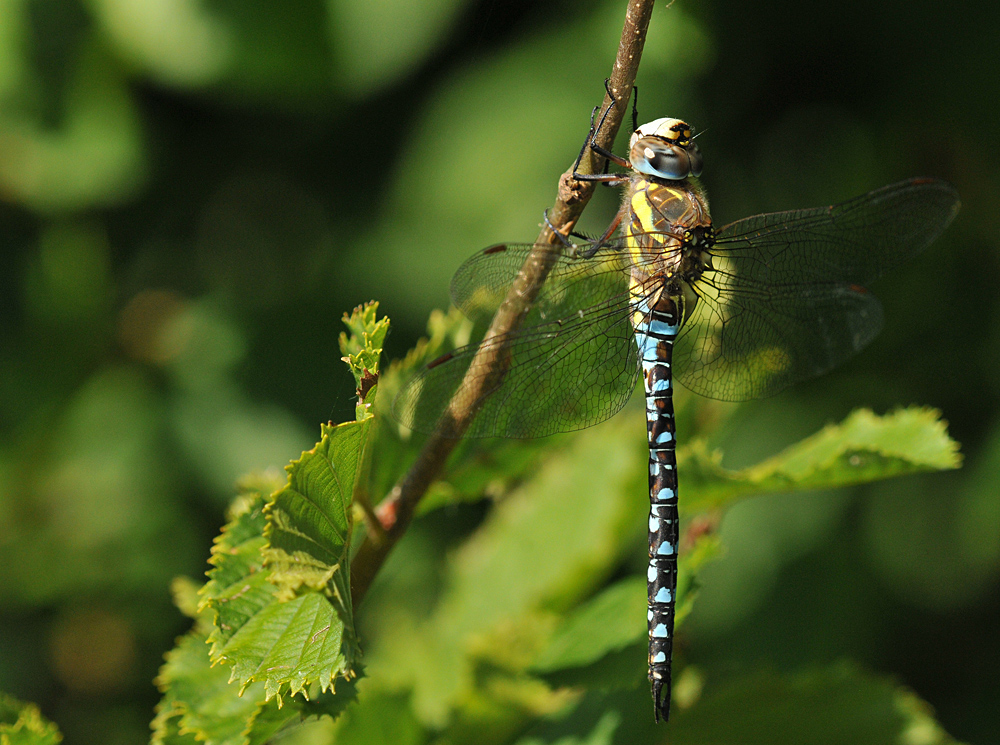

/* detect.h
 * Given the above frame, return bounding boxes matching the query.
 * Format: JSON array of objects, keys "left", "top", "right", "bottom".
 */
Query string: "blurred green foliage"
[{"left": 0, "top": 0, "right": 997, "bottom": 743}]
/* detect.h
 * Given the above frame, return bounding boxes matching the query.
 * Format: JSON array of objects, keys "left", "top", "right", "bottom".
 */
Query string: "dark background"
[{"left": 0, "top": 0, "right": 996, "bottom": 743}]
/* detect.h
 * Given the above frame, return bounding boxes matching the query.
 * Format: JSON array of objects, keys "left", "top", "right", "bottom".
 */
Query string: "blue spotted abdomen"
[{"left": 632, "top": 291, "right": 681, "bottom": 723}]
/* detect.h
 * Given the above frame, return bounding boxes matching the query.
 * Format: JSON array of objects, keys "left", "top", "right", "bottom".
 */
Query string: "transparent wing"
[
  {"left": 395, "top": 242, "right": 646, "bottom": 438},
  {"left": 713, "top": 178, "right": 959, "bottom": 284},
  {"left": 673, "top": 178, "right": 960, "bottom": 400},
  {"left": 450, "top": 241, "right": 630, "bottom": 325}
]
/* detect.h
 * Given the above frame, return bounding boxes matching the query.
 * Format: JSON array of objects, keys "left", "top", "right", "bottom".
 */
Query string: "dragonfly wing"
[
  {"left": 713, "top": 178, "right": 960, "bottom": 285},
  {"left": 395, "top": 277, "right": 641, "bottom": 439},
  {"left": 674, "top": 278, "right": 884, "bottom": 400},
  {"left": 450, "top": 241, "right": 632, "bottom": 326},
  {"left": 672, "top": 178, "right": 958, "bottom": 400}
]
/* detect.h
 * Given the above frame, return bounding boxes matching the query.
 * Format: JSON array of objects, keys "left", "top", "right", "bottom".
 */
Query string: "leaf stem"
[{"left": 350, "top": 0, "right": 658, "bottom": 605}]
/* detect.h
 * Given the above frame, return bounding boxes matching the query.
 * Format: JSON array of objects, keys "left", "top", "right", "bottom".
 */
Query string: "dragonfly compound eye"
[
  {"left": 631, "top": 138, "right": 700, "bottom": 181},
  {"left": 629, "top": 118, "right": 703, "bottom": 181},
  {"left": 687, "top": 143, "right": 703, "bottom": 177}
]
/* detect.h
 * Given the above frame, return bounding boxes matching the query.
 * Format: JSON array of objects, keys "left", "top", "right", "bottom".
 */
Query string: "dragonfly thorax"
[{"left": 629, "top": 118, "right": 703, "bottom": 181}]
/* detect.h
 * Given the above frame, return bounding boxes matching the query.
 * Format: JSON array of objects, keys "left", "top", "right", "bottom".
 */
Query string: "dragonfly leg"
[
  {"left": 543, "top": 209, "right": 577, "bottom": 250},
  {"left": 629, "top": 81, "right": 639, "bottom": 133},
  {"left": 602, "top": 76, "right": 639, "bottom": 134},
  {"left": 543, "top": 207, "right": 626, "bottom": 259},
  {"left": 572, "top": 84, "right": 632, "bottom": 181}
]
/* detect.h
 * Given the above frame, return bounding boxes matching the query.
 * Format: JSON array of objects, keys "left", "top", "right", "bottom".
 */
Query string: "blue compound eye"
[
  {"left": 631, "top": 138, "right": 697, "bottom": 180},
  {"left": 687, "top": 143, "right": 703, "bottom": 177},
  {"left": 629, "top": 118, "right": 703, "bottom": 180}
]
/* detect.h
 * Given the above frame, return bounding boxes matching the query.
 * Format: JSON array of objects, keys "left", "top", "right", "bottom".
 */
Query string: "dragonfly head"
[{"left": 629, "top": 118, "right": 703, "bottom": 181}]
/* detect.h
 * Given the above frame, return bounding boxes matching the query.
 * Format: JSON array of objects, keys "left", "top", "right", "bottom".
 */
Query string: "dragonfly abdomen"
[{"left": 633, "top": 289, "right": 682, "bottom": 723}]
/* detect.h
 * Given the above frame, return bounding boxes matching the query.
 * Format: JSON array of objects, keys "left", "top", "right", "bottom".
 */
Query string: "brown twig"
[{"left": 350, "top": 0, "right": 657, "bottom": 604}]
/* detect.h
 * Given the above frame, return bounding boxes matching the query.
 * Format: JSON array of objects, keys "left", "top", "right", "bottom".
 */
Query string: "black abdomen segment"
[{"left": 632, "top": 293, "right": 681, "bottom": 723}]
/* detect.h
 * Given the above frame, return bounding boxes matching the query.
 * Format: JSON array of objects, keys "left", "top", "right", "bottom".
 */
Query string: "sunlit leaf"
[
  {"left": 160, "top": 484, "right": 358, "bottom": 744},
  {"left": 200, "top": 493, "right": 276, "bottom": 656},
  {"left": 668, "top": 664, "right": 962, "bottom": 745},
  {"left": 152, "top": 629, "right": 289, "bottom": 745},
  {"left": 331, "top": 690, "right": 424, "bottom": 745},
  {"left": 339, "top": 301, "right": 389, "bottom": 418},
  {"left": 327, "top": 0, "right": 469, "bottom": 95},
  {"left": 682, "top": 407, "right": 961, "bottom": 511},
  {"left": 531, "top": 576, "right": 647, "bottom": 675},
  {"left": 91, "top": 0, "right": 233, "bottom": 87},
  {"left": 339, "top": 302, "right": 389, "bottom": 386},
  {"left": 0, "top": 692, "right": 62, "bottom": 745},
  {"left": 0, "top": 37, "right": 145, "bottom": 211},
  {"left": 221, "top": 592, "right": 351, "bottom": 700},
  {"left": 530, "top": 531, "right": 721, "bottom": 692},
  {"left": 200, "top": 472, "right": 361, "bottom": 702},
  {"left": 264, "top": 422, "right": 361, "bottom": 601}
]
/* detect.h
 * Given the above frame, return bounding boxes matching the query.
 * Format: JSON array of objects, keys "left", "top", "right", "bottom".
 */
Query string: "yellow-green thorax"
[{"left": 625, "top": 175, "right": 715, "bottom": 316}]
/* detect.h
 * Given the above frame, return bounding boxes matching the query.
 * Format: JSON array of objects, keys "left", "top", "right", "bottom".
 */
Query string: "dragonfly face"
[{"left": 629, "top": 118, "right": 704, "bottom": 180}]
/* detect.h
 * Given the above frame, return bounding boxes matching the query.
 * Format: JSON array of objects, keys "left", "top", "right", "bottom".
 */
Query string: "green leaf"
[
  {"left": 153, "top": 627, "right": 358, "bottom": 745},
  {"left": 264, "top": 420, "right": 362, "bottom": 619},
  {"left": 513, "top": 664, "right": 960, "bottom": 745},
  {"left": 200, "top": 494, "right": 276, "bottom": 657},
  {"left": 0, "top": 693, "right": 62, "bottom": 745},
  {"left": 529, "top": 532, "right": 721, "bottom": 691},
  {"left": 331, "top": 690, "right": 424, "bottom": 745},
  {"left": 221, "top": 592, "right": 352, "bottom": 701},
  {"left": 152, "top": 629, "right": 293, "bottom": 745},
  {"left": 668, "top": 664, "right": 962, "bottom": 745},
  {"left": 158, "top": 490, "right": 360, "bottom": 745},
  {"left": 371, "top": 414, "right": 646, "bottom": 723},
  {"left": 532, "top": 576, "right": 647, "bottom": 675},
  {"left": 200, "top": 462, "right": 362, "bottom": 703},
  {"left": 339, "top": 301, "right": 389, "bottom": 416},
  {"left": 328, "top": 0, "right": 470, "bottom": 95},
  {"left": 682, "top": 407, "right": 962, "bottom": 511}
]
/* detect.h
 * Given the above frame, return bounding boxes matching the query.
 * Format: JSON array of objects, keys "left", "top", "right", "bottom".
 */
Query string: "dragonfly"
[{"left": 393, "top": 105, "right": 960, "bottom": 722}]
